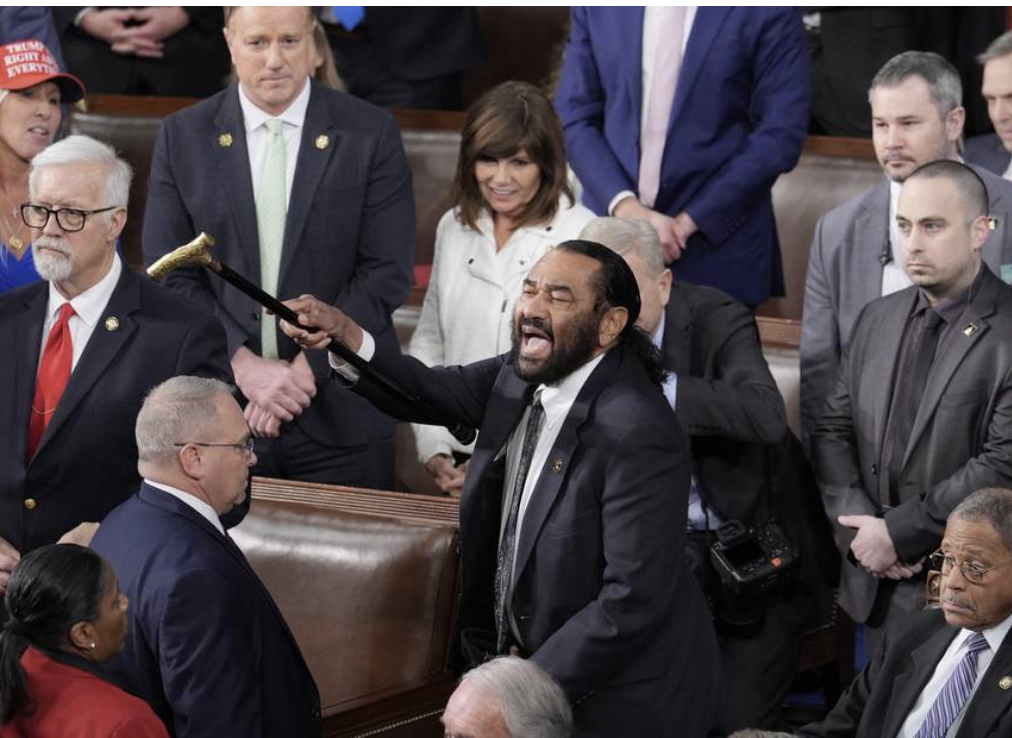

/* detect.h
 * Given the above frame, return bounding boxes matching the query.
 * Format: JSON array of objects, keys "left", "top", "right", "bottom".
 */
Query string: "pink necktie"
[{"left": 639, "top": 6, "right": 687, "bottom": 208}]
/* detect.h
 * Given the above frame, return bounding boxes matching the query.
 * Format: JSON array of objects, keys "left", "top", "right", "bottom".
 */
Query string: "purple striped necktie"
[{"left": 914, "top": 631, "right": 990, "bottom": 738}]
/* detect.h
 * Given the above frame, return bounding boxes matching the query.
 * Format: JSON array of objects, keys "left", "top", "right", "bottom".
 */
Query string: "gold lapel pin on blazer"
[
  {"left": 963, "top": 323, "right": 979, "bottom": 337},
  {"left": 552, "top": 458, "right": 563, "bottom": 473},
  {"left": 1000, "top": 675, "right": 1012, "bottom": 690},
  {"left": 105, "top": 316, "right": 120, "bottom": 331},
  {"left": 315, "top": 134, "right": 330, "bottom": 150},
  {"left": 218, "top": 133, "right": 233, "bottom": 148}
]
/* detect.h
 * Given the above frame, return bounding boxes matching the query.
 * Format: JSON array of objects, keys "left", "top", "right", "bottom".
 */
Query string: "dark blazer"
[
  {"left": 142, "top": 81, "right": 415, "bottom": 449},
  {"left": 555, "top": 7, "right": 809, "bottom": 306},
  {"left": 0, "top": 265, "right": 229, "bottom": 555},
  {"left": 800, "top": 165, "right": 1012, "bottom": 444},
  {"left": 54, "top": 7, "right": 230, "bottom": 98},
  {"left": 357, "top": 344, "right": 719, "bottom": 737},
  {"left": 812, "top": 266, "right": 1012, "bottom": 623},
  {"left": 361, "top": 8, "right": 484, "bottom": 81},
  {"left": 91, "top": 483, "right": 321, "bottom": 738},
  {"left": 966, "top": 133, "right": 1012, "bottom": 178},
  {"left": 799, "top": 608, "right": 1012, "bottom": 737}
]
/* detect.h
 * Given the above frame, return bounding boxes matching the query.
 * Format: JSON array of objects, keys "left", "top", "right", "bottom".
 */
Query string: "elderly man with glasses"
[
  {"left": 735, "top": 486, "right": 1012, "bottom": 738},
  {"left": 0, "top": 135, "right": 229, "bottom": 602}
]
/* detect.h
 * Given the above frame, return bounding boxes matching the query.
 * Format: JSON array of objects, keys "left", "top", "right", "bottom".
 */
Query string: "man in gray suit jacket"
[
  {"left": 812, "top": 161, "right": 1012, "bottom": 651},
  {"left": 801, "top": 51, "right": 1012, "bottom": 444},
  {"left": 966, "top": 31, "right": 1012, "bottom": 179}
]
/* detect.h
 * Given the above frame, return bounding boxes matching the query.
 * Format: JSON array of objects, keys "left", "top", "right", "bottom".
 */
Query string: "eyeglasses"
[
  {"left": 173, "top": 437, "right": 256, "bottom": 463},
  {"left": 20, "top": 203, "right": 119, "bottom": 232},
  {"left": 929, "top": 550, "right": 1012, "bottom": 584}
]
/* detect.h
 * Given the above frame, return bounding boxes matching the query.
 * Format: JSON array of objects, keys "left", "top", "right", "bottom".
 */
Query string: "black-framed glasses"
[
  {"left": 929, "top": 550, "right": 1012, "bottom": 584},
  {"left": 20, "top": 203, "right": 119, "bottom": 232},
  {"left": 173, "top": 437, "right": 256, "bottom": 462}
]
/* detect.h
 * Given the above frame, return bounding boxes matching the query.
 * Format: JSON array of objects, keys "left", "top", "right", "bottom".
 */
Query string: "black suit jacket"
[
  {"left": 800, "top": 608, "right": 1012, "bottom": 737},
  {"left": 0, "top": 265, "right": 229, "bottom": 554},
  {"left": 92, "top": 484, "right": 321, "bottom": 737},
  {"left": 142, "top": 81, "right": 415, "bottom": 449},
  {"left": 663, "top": 282, "right": 837, "bottom": 588},
  {"left": 813, "top": 266, "right": 1012, "bottom": 623},
  {"left": 358, "top": 344, "right": 719, "bottom": 737}
]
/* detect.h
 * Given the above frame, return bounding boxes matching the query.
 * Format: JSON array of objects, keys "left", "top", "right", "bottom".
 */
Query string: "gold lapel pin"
[
  {"left": 315, "top": 134, "right": 330, "bottom": 150},
  {"left": 964, "top": 323, "right": 979, "bottom": 337},
  {"left": 1000, "top": 676, "right": 1012, "bottom": 690},
  {"left": 105, "top": 316, "right": 120, "bottom": 331},
  {"left": 218, "top": 133, "right": 233, "bottom": 148},
  {"left": 552, "top": 458, "right": 563, "bottom": 473}
]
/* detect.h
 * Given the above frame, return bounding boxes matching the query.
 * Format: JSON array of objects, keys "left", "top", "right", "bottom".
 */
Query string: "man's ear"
[
  {"left": 658, "top": 268, "right": 673, "bottom": 307},
  {"left": 177, "top": 444, "right": 203, "bottom": 479},
  {"left": 969, "top": 214, "right": 990, "bottom": 253},
  {"left": 598, "top": 306, "right": 628, "bottom": 348}
]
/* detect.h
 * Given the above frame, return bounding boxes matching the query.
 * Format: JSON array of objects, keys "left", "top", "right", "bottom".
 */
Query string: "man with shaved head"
[{"left": 812, "top": 160, "right": 1012, "bottom": 652}]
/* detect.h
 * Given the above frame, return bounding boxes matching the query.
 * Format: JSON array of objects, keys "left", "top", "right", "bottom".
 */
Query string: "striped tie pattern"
[
  {"left": 914, "top": 631, "right": 990, "bottom": 738},
  {"left": 257, "top": 118, "right": 287, "bottom": 360}
]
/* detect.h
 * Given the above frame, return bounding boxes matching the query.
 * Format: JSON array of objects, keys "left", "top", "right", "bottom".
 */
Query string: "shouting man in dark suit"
[
  {"left": 813, "top": 160, "right": 1012, "bottom": 654},
  {"left": 91, "top": 376, "right": 321, "bottom": 737},
  {"left": 279, "top": 241, "right": 720, "bottom": 737},
  {"left": 0, "top": 135, "right": 229, "bottom": 595},
  {"left": 142, "top": 5, "right": 414, "bottom": 489}
]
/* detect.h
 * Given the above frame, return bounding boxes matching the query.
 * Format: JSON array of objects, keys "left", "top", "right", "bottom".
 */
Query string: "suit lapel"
[
  {"left": 962, "top": 626, "right": 1012, "bottom": 736},
  {"left": 31, "top": 269, "right": 140, "bottom": 462},
  {"left": 13, "top": 285, "right": 47, "bottom": 462},
  {"left": 851, "top": 184, "right": 890, "bottom": 314},
  {"left": 881, "top": 620, "right": 958, "bottom": 738},
  {"left": 279, "top": 82, "right": 338, "bottom": 290},
  {"left": 869, "top": 288, "right": 918, "bottom": 458},
  {"left": 670, "top": 7, "right": 731, "bottom": 133},
  {"left": 511, "top": 350, "right": 621, "bottom": 585},
  {"left": 623, "top": 7, "right": 645, "bottom": 140},
  {"left": 903, "top": 270, "right": 997, "bottom": 466},
  {"left": 662, "top": 287, "right": 692, "bottom": 375},
  {"left": 211, "top": 87, "right": 260, "bottom": 281}
]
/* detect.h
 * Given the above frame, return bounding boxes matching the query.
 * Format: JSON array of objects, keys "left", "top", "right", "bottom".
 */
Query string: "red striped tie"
[{"left": 27, "top": 303, "right": 75, "bottom": 461}]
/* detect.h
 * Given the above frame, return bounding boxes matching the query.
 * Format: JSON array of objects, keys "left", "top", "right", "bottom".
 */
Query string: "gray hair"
[
  {"left": 459, "top": 657, "right": 572, "bottom": 738},
  {"left": 579, "top": 217, "right": 666, "bottom": 276},
  {"left": 29, "top": 134, "right": 133, "bottom": 211},
  {"left": 951, "top": 488, "right": 1012, "bottom": 553},
  {"left": 869, "top": 51, "right": 962, "bottom": 119},
  {"left": 136, "top": 376, "right": 234, "bottom": 466},
  {"left": 979, "top": 31, "right": 1012, "bottom": 65}
]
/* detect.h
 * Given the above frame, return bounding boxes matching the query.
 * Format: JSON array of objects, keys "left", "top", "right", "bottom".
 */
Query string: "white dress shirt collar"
[
  {"left": 537, "top": 351, "right": 606, "bottom": 427},
  {"left": 238, "top": 76, "right": 312, "bottom": 132},
  {"left": 960, "top": 608, "right": 1012, "bottom": 658},
  {"left": 46, "top": 252, "right": 121, "bottom": 328},
  {"left": 145, "top": 479, "right": 225, "bottom": 535}
]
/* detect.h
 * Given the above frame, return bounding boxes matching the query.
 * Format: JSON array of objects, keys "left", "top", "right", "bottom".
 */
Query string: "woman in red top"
[{"left": 0, "top": 543, "right": 168, "bottom": 737}]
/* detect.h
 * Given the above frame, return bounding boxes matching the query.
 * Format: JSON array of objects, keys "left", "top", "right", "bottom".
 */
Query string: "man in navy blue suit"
[
  {"left": 555, "top": 7, "right": 809, "bottom": 308},
  {"left": 142, "top": 6, "right": 414, "bottom": 489},
  {"left": 92, "top": 376, "right": 320, "bottom": 737}
]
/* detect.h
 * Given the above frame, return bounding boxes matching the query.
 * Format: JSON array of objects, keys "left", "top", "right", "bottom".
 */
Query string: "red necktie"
[{"left": 27, "top": 303, "right": 75, "bottom": 461}]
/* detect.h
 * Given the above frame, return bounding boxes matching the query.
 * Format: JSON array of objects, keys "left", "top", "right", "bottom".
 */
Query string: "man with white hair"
[
  {"left": 442, "top": 656, "right": 572, "bottom": 738},
  {"left": 0, "top": 134, "right": 229, "bottom": 598}
]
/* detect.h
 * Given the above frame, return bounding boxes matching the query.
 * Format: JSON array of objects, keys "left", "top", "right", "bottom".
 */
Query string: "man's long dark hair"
[
  {"left": 554, "top": 239, "right": 669, "bottom": 387},
  {"left": 0, "top": 544, "right": 107, "bottom": 724}
]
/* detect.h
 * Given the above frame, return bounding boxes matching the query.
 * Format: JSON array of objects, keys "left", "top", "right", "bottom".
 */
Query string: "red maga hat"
[{"left": 0, "top": 39, "right": 85, "bottom": 102}]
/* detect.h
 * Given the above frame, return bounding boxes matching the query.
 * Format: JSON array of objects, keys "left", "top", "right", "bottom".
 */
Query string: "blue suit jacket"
[
  {"left": 355, "top": 344, "right": 720, "bottom": 736},
  {"left": 92, "top": 484, "right": 321, "bottom": 738},
  {"left": 142, "top": 81, "right": 415, "bottom": 449},
  {"left": 966, "top": 133, "right": 1011, "bottom": 178},
  {"left": 556, "top": 7, "right": 810, "bottom": 306}
]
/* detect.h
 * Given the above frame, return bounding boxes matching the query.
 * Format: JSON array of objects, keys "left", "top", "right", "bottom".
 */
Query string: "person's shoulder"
[
  {"left": 0, "top": 277, "right": 46, "bottom": 311},
  {"left": 162, "top": 86, "right": 233, "bottom": 128},
  {"left": 817, "top": 181, "right": 887, "bottom": 235},
  {"left": 312, "top": 83, "right": 398, "bottom": 133},
  {"left": 551, "top": 198, "right": 596, "bottom": 233},
  {"left": 971, "top": 161, "right": 1012, "bottom": 204},
  {"left": 966, "top": 133, "right": 1003, "bottom": 159},
  {"left": 671, "top": 280, "right": 742, "bottom": 314}
]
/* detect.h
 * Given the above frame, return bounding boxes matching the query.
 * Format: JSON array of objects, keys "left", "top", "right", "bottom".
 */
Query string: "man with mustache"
[
  {"left": 812, "top": 160, "right": 1012, "bottom": 654},
  {"left": 0, "top": 135, "right": 229, "bottom": 600},
  {"left": 279, "top": 241, "right": 720, "bottom": 737},
  {"left": 801, "top": 51, "right": 1012, "bottom": 448}
]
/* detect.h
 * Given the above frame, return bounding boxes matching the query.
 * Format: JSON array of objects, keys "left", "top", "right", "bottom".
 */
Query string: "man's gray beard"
[{"left": 32, "top": 241, "right": 73, "bottom": 283}]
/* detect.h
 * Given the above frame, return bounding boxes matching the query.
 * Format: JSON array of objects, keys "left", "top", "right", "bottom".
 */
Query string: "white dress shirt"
[
  {"left": 608, "top": 6, "right": 698, "bottom": 215},
  {"left": 40, "top": 253, "right": 122, "bottom": 370},
  {"left": 897, "top": 610, "right": 1012, "bottom": 738},
  {"left": 881, "top": 180, "right": 913, "bottom": 297},
  {"left": 145, "top": 479, "right": 225, "bottom": 535},
  {"left": 238, "top": 77, "right": 311, "bottom": 205}
]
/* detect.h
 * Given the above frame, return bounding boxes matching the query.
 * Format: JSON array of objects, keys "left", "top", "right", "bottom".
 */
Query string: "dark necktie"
[
  {"left": 493, "top": 392, "right": 544, "bottom": 653},
  {"left": 27, "top": 303, "right": 75, "bottom": 461},
  {"left": 914, "top": 631, "right": 989, "bottom": 738},
  {"left": 888, "top": 308, "right": 943, "bottom": 498}
]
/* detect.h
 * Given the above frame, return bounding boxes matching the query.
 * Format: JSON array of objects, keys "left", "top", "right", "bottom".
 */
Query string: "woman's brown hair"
[{"left": 452, "top": 80, "right": 574, "bottom": 231}]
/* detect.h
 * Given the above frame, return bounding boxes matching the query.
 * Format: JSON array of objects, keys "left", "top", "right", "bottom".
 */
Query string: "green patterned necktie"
[{"left": 257, "top": 118, "right": 287, "bottom": 360}]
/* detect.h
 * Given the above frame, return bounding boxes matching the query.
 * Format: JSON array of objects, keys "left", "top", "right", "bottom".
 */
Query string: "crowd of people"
[{"left": 2, "top": 6, "right": 1012, "bottom": 738}]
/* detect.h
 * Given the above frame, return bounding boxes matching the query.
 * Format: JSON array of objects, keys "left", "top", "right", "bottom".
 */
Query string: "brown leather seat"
[{"left": 235, "top": 478, "right": 460, "bottom": 735}]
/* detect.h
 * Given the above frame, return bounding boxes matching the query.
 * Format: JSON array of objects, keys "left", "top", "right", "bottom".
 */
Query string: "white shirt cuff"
[
  {"left": 608, "top": 190, "right": 638, "bottom": 216},
  {"left": 663, "top": 373, "right": 678, "bottom": 410},
  {"left": 328, "top": 330, "right": 375, "bottom": 382}
]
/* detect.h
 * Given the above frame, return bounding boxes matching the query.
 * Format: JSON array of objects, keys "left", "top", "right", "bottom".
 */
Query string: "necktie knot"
[
  {"left": 55, "top": 302, "right": 75, "bottom": 326},
  {"left": 266, "top": 118, "right": 284, "bottom": 137},
  {"left": 965, "top": 631, "right": 989, "bottom": 655},
  {"left": 923, "top": 308, "right": 943, "bottom": 331}
]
